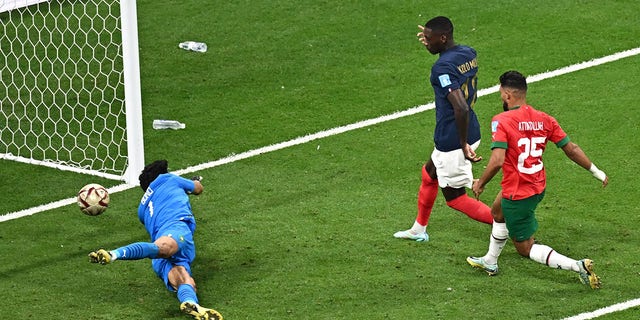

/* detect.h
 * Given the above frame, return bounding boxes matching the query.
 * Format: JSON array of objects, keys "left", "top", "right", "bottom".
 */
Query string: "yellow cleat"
[
  {"left": 577, "top": 259, "right": 601, "bottom": 289},
  {"left": 180, "top": 301, "right": 223, "bottom": 320},
  {"left": 88, "top": 249, "right": 112, "bottom": 265}
]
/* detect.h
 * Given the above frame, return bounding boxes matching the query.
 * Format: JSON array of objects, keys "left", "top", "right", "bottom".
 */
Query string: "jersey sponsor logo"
[
  {"left": 491, "top": 121, "right": 499, "bottom": 132},
  {"left": 438, "top": 74, "right": 452, "bottom": 88}
]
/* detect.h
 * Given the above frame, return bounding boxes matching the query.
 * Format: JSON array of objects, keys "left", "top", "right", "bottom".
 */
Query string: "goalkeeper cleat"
[
  {"left": 88, "top": 249, "right": 112, "bottom": 265},
  {"left": 393, "top": 229, "right": 429, "bottom": 242},
  {"left": 577, "top": 259, "right": 601, "bottom": 289},
  {"left": 180, "top": 302, "right": 223, "bottom": 320},
  {"left": 466, "top": 256, "right": 499, "bottom": 276}
]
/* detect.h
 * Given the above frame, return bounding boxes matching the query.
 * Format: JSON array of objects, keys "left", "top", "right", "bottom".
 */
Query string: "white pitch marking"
[
  {"left": 2, "top": 46, "right": 640, "bottom": 320},
  {"left": 2, "top": 46, "right": 639, "bottom": 224},
  {"left": 561, "top": 298, "right": 640, "bottom": 320}
]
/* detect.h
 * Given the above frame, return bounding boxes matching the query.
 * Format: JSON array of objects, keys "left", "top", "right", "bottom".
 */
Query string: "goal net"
[{"left": 0, "top": 0, "right": 144, "bottom": 184}]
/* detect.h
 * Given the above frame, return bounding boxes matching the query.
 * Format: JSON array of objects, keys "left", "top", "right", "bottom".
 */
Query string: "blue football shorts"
[{"left": 151, "top": 221, "right": 196, "bottom": 291}]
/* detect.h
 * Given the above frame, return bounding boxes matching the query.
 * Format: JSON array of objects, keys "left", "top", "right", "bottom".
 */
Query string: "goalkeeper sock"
[
  {"left": 177, "top": 284, "right": 199, "bottom": 304},
  {"left": 111, "top": 242, "right": 159, "bottom": 260}
]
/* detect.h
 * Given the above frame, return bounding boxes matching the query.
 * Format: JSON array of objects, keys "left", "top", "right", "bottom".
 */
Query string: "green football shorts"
[{"left": 501, "top": 190, "right": 545, "bottom": 242}]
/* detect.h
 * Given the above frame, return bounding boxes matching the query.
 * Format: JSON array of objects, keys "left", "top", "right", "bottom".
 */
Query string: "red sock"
[
  {"left": 416, "top": 166, "right": 438, "bottom": 226},
  {"left": 446, "top": 194, "right": 493, "bottom": 225}
]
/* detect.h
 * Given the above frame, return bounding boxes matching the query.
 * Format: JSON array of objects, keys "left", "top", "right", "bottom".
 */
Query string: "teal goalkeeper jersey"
[{"left": 137, "top": 173, "right": 196, "bottom": 241}]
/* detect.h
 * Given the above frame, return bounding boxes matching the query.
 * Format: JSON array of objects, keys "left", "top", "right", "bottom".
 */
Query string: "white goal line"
[{"left": 2, "top": 46, "right": 639, "bottom": 226}]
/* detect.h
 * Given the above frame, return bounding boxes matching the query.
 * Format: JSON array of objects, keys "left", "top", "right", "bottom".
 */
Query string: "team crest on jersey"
[
  {"left": 438, "top": 74, "right": 452, "bottom": 88},
  {"left": 491, "top": 121, "right": 499, "bottom": 132}
]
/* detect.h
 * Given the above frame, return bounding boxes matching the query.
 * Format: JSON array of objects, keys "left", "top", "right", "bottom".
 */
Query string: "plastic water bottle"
[
  {"left": 152, "top": 120, "right": 185, "bottom": 130},
  {"left": 178, "top": 41, "right": 207, "bottom": 53}
]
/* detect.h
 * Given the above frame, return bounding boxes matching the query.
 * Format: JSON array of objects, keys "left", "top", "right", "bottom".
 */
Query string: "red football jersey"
[{"left": 490, "top": 105, "right": 569, "bottom": 200}]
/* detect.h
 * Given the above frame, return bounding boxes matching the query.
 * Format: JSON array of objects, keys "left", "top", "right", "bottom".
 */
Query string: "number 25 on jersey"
[{"left": 517, "top": 137, "right": 546, "bottom": 174}]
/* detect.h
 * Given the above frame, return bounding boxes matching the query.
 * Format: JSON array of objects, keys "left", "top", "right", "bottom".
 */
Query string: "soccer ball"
[{"left": 77, "top": 183, "right": 110, "bottom": 216}]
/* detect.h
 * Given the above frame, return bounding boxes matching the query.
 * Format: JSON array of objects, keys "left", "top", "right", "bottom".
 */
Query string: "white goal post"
[{"left": 0, "top": 0, "right": 144, "bottom": 184}]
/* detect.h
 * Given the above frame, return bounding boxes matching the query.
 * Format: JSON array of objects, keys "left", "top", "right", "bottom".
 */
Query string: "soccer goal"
[{"left": 0, "top": 0, "right": 144, "bottom": 184}]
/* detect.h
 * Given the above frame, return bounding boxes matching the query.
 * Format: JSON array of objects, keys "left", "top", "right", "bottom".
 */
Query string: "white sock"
[
  {"left": 410, "top": 220, "right": 426, "bottom": 234},
  {"left": 109, "top": 250, "right": 118, "bottom": 261},
  {"left": 529, "top": 244, "right": 578, "bottom": 271},
  {"left": 483, "top": 221, "right": 508, "bottom": 265}
]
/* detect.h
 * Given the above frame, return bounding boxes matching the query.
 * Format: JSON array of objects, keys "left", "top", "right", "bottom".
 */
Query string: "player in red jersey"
[{"left": 467, "top": 71, "right": 608, "bottom": 289}]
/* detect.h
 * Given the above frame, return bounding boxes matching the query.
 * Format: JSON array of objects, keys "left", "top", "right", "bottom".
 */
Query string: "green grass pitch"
[{"left": 1, "top": 1, "right": 640, "bottom": 319}]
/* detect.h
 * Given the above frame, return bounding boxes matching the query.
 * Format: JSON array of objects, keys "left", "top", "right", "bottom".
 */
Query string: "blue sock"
[
  {"left": 177, "top": 284, "right": 199, "bottom": 304},
  {"left": 112, "top": 242, "right": 159, "bottom": 260}
]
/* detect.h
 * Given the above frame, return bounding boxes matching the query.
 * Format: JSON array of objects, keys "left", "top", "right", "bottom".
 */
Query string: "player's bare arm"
[
  {"left": 448, "top": 89, "right": 481, "bottom": 162},
  {"left": 472, "top": 148, "right": 505, "bottom": 199},
  {"left": 560, "top": 141, "right": 608, "bottom": 187},
  {"left": 192, "top": 180, "right": 204, "bottom": 195}
]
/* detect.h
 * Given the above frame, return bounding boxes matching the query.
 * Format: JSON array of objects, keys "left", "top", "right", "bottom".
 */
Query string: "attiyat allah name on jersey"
[
  {"left": 457, "top": 58, "right": 478, "bottom": 74},
  {"left": 519, "top": 121, "right": 544, "bottom": 131}
]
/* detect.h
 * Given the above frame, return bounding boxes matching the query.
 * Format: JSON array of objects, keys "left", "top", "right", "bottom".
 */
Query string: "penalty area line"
[
  {"left": 178, "top": 47, "right": 640, "bottom": 175},
  {"left": 1, "top": 46, "right": 639, "bottom": 224}
]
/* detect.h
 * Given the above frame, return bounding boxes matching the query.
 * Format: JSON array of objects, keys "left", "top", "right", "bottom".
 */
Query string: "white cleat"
[
  {"left": 393, "top": 229, "right": 429, "bottom": 242},
  {"left": 466, "top": 256, "right": 499, "bottom": 276}
]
